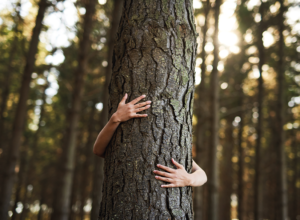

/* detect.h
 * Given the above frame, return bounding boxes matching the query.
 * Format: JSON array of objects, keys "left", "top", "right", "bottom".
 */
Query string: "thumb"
[
  {"left": 120, "top": 93, "right": 128, "bottom": 104},
  {"left": 172, "top": 158, "right": 183, "bottom": 169}
]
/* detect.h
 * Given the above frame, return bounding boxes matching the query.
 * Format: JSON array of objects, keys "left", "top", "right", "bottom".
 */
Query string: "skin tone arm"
[
  {"left": 93, "top": 93, "right": 151, "bottom": 158},
  {"left": 93, "top": 93, "right": 207, "bottom": 187}
]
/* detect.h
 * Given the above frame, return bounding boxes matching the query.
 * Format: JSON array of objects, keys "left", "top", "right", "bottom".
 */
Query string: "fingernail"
[
  {"left": 161, "top": 185, "right": 164, "bottom": 187},
  {"left": 157, "top": 164, "right": 160, "bottom": 167},
  {"left": 153, "top": 170, "right": 156, "bottom": 173},
  {"left": 155, "top": 176, "right": 158, "bottom": 178},
  {"left": 142, "top": 94, "right": 146, "bottom": 97}
]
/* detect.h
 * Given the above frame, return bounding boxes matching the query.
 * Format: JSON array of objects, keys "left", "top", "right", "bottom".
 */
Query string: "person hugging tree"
[{"left": 93, "top": 93, "right": 207, "bottom": 188}]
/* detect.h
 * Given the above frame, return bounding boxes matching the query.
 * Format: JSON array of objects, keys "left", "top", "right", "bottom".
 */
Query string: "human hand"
[
  {"left": 153, "top": 158, "right": 191, "bottom": 188},
  {"left": 111, "top": 93, "right": 151, "bottom": 123}
]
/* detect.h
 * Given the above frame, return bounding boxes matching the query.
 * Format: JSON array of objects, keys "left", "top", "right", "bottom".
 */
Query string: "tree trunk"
[
  {"left": 50, "top": 0, "right": 97, "bottom": 219},
  {"left": 254, "top": 1, "right": 264, "bottom": 219},
  {"left": 79, "top": 102, "right": 97, "bottom": 220},
  {"left": 98, "top": 0, "right": 197, "bottom": 219},
  {"left": 219, "top": 117, "right": 234, "bottom": 220},
  {"left": 0, "top": 0, "right": 48, "bottom": 218},
  {"left": 276, "top": 0, "right": 288, "bottom": 218},
  {"left": 20, "top": 80, "right": 49, "bottom": 220},
  {"left": 0, "top": 1, "right": 22, "bottom": 174},
  {"left": 90, "top": 1, "right": 123, "bottom": 220},
  {"left": 237, "top": 101, "right": 244, "bottom": 220},
  {"left": 208, "top": 0, "right": 221, "bottom": 219},
  {"left": 290, "top": 126, "right": 297, "bottom": 220},
  {"left": 11, "top": 144, "right": 28, "bottom": 220},
  {"left": 193, "top": 0, "right": 210, "bottom": 219}
]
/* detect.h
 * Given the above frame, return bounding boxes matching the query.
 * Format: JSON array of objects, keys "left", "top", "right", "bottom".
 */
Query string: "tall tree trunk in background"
[
  {"left": 0, "top": 0, "right": 48, "bottom": 218},
  {"left": 79, "top": 101, "right": 97, "bottom": 220},
  {"left": 90, "top": 1, "right": 123, "bottom": 220},
  {"left": 51, "top": 0, "right": 97, "bottom": 219},
  {"left": 237, "top": 107, "right": 244, "bottom": 220},
  {"left": 0, "top": 1, "right": 22, "bottom": 173},
  {"left": 290, "top": 125, "right": 297, "bottom": 220},
  {"left": 208, "top": 0, "right": 221, "bottom": 219},
  {"left": 276, "top": 0, "right": 288, "bottom": 218},
  {"left": 68, "top": 139, "right": 82, "bottom": 220},
  {"left": 236, "top": 71, "right": 245, "bottom": 220},
  {"left": 296, "top": 134, "right": 300, "bottom": 218},
  {"left": 254, "top": 1, "right": 264, "bottom": 219},
  {"left": 194, "top": 0, "right": 210, "bottom": 219},
  {"left": 219, "top": 116, "right": 234, "bottom": 220},
  {"left": 20, "top": 80, "right": 49, "bottom": 220},
  {"left": 11, "top": 143, "right": 28, "bottom": 220},
  {"left": 98, "top": 0, "right": 197, "bottom": 218},
  {"left": 90, "top": 157, "right": 104, "bottom": 220},
  {"left": 236, "top": 27, "right": 246, "bottom": 220}
]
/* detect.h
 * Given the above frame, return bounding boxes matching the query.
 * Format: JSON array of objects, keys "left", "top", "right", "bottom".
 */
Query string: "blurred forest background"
[{"left": 0, "top": 0, "right": 299, "bottom": 219}]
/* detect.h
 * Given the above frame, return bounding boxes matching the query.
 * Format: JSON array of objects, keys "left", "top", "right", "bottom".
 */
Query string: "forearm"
[
  {"left": 187, "top": 169, "right": 207, "bottom": 187},
  {"left": 93, "top": 113, "right": 120, "bottom": 157}
]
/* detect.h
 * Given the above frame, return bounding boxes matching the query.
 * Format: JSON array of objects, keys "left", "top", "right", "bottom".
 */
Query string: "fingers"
[
  {"left": 129, "top": 94, "right": 146, "bottom": 105},
  {"left": 161, "top": 184, "right": 176, "bottom": 188},
  {"left": 153, "top": 170, "right": 172, "bottom": 178},
  {"left": 133, "top": 113, "right": 148, "bottom": 118},
  {"left": 134, "top": 101, "right": 151, "bottom": 108},
  {"left": 155, "top": 176, "right": 172, "bottom": 183},
  {"left": 172, "top": 158, "right": 184, "bottom": 169},
  {"left": 135, "top": 105, "right": 151, "bottom": 112},
  {"left": 120, "top": 93, "right": 128, "bottom": 104},
  {"left": 157, "top": 164, "right": 175, "bottom": 173}
]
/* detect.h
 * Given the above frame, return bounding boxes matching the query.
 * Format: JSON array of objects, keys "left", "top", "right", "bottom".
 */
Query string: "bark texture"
[
  {"left": 99, "top": 0, "right": 198, "bottom": 219},
  {"left": 0, "top": 0, "right": 48, "bottom": 218}
]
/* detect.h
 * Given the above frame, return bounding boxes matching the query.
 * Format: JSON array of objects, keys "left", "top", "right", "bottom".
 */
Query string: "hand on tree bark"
[
  {"left": 153, "top": 158, "right": 192, "bottom": 188},
  {"left": 111, "top": 93, "right": 151, "bottom": 123}
]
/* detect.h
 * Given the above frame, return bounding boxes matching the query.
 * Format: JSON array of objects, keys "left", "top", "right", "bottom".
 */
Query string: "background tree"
[
  {"left": 0, "top": 0, "right": 49, "bottom": 218},
  {"left": 51, "top": 0, "right": 97, "bottom": 219}
]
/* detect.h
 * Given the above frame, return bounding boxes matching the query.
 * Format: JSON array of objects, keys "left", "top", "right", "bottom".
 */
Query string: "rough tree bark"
[
  {"left": 254, "top": 1, "right": 264, "bottom": 219},
  {"left": 90, "top": 1, "right": 123, "bottom": 220},
  {"left": 276, "top": 0, "right": 288, "bottom": 218},
  {"left": 98, "top": 0, "right": 198, "bottom": 219},
  {"left": 50, "top": 0, "right": 97, "bottom": 219},
  {"left": 208, "top": 0, "right": 221, "bottom": 219},
  {"left": 0, "top": 0, "right": 48, "bottom": 218}
]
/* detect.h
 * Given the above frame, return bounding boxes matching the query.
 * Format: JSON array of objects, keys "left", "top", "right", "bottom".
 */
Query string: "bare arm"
[
  {"left": 93, "top": 93, "right": 151, "bottom": 158},
  {"left": 188, "top": 159, "right": 207, "bottom": 187},
  {"left": 153, "top": 159, "right": 207, "bottom": 187}
]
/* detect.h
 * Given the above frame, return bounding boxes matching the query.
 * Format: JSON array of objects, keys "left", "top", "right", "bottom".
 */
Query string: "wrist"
[
  {"left": 186, "top": 173, "right": 194, "bottom": 186},
  {"left": 111, "top": 113, "right": 121, "bottom": 124}
]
